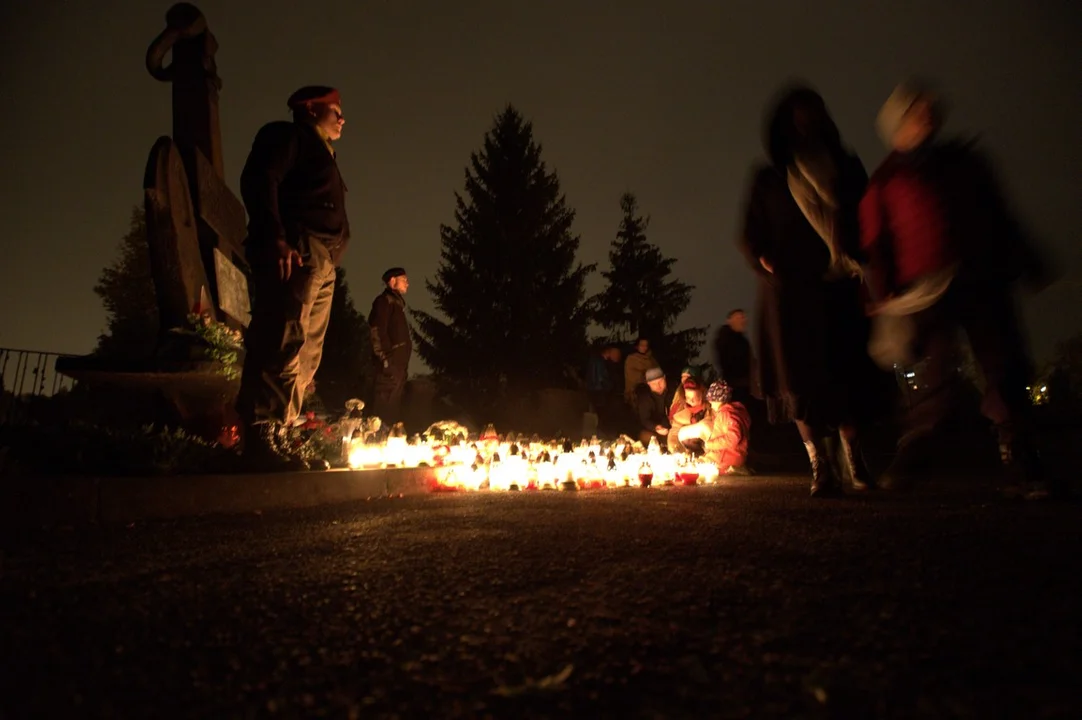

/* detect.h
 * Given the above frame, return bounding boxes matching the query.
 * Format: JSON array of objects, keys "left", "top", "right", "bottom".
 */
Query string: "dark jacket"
[
  {"left": 368, "top": 288, "right": 412, "bottom": 362},
  {"left": 586, "top": 355, "right": 616, "bottom": 393},
  {"left": 933, "top": 140, "right": 1046, "bottom": 288},
  {"left": 634, "top": 383, "right": 669, "bottom": 434},
  {"left": 738, "top": 87, "right": 890, "bottom": 428},
  {"left": 712, "top": 325, "right": 752, "bottom": 388},
  {"left": 240, "top": 121, "right": 351, "bottom": 265}
]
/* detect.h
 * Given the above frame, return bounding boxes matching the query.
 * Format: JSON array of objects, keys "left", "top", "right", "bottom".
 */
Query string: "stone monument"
[
  {"left": 57, "top": 3, "right": 251, "bottom": 442},
  {"left": 144, "top": 1, "right": 250, "bottom": 331}
]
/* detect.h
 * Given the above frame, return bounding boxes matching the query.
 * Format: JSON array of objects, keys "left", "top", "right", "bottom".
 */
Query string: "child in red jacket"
[{"left": 703, "top": 381, "right": 752, "bottom": 474}]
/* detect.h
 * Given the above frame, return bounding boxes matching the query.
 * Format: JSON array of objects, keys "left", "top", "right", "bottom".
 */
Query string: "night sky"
[{"left": 1, "top": 0, "right": 1079, "bottom": 369}]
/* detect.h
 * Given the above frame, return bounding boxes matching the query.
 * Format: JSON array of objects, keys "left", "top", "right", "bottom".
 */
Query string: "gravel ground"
[{"left": 2, "top": 475, "right": 1079, "bottom": 719}]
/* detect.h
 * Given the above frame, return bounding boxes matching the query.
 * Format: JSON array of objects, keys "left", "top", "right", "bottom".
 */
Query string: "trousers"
[
  {"left": 372, "top": 345, "right": 411, "bottom": 424},
  {"left": 902, "top": 279, "right": 1033, "bottom": 450},
  {"left": 236, "top": 236, "right": 336, "bottom": 427}
]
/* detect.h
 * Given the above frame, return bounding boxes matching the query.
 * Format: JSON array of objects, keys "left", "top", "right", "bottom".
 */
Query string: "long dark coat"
[{"left": 737, "top": 92, "right": 891, "bottom": 430}]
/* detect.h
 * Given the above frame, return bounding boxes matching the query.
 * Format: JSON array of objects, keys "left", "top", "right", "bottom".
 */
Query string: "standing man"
[
  {"left": 624, "top": 336, "right": 659, "bottom": 404},
  {"left": 235, "top": 85, "right": 350, "bottom": 470},
  {"left": 712, "top": 309, "right": 754, "bottom": 405},
  {"left": 585, "top": 343, "right": 623, "bottom": 436},
  {"left": 369, "top": 267, "right": 412, "bottom": 423}
]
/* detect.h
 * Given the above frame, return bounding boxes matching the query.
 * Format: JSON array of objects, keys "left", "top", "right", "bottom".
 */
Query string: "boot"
[
  {"left": 274, "top": 422, "right": 331, "bottom": 471},
  {"left": 839, "top": 433, "right": 875, "bottom": 491},
  {"left": 805, "top": 438, "right": 843, "bottom": 498},
  {"left": 239, "top": 423, "right": 310, "bottom": 473},
  {"left": 877, "top": 429, "right": 932, "bottom": 492}
]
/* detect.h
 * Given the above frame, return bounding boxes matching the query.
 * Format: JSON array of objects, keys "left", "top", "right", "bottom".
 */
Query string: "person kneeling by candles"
[
  {"left": 703, "top": 380, "right": 753, "bottom": 475},
  {"left": 668, "top": 376, "right": 714, "bottom": 455}
]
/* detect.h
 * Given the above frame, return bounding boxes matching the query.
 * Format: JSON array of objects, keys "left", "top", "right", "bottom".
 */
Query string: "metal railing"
[{"left": 0, "top": 347, "right": 79, "bottom": 425}]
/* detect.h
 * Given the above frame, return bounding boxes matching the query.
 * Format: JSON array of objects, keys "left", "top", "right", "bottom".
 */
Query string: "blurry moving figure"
[
  {"left": 738, "top": 84, "right": 887, "bottom": 498},
  {"left": 369, "top": 267, "right": 412, "bottom": 425},
  {"left": 712, "top": 308, "right": 755, "bottom": 405},
  {"left": 703, "top": 380, "right": 752, "bottom": 475},
  {"left": 861, "top": 79, "right": 1054, "bottom": 499}
]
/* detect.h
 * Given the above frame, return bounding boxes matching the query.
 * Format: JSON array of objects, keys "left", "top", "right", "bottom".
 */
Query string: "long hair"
[{"left": 764, "top": 83, "right": 842, "bottom": 169}]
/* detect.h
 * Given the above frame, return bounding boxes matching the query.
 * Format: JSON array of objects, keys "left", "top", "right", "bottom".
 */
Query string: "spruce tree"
[
  {"left": 94, "top": 206, "right": 159, "bottom": 360},
  {"left": 593, "top": 192, "right": 706, "bottom": 369},
  {"left": 313, "top": 268, "right": 375, "bottom": 413},
  {"left": 411, "top": 105, "right": 595, "bottom": 409}
]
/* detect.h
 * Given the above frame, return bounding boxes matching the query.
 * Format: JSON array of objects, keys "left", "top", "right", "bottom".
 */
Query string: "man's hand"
[
  {"left": 275, "top": 240, "right": 303, "bottom": 281},
  {"left": 656, "top": 425, "right": 669, "bottom": 436}
]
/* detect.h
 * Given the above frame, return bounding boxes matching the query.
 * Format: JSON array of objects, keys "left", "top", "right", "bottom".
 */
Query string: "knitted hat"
[
  {"left": 644, "top": 367, "right": 665, "bottom": 382},
  {"left": 706, "top": 380, "right": 732, "bottom": 404}
]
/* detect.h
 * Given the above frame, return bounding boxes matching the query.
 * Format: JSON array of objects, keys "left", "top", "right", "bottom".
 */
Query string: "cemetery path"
[{"left": 2, "top": 477, "right": 1080, "bottom": 719}]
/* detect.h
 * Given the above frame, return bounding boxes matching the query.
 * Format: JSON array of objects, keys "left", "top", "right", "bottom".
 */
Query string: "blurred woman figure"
[{"left": 738, "top": 84, "right": 891, "bottom": 497}]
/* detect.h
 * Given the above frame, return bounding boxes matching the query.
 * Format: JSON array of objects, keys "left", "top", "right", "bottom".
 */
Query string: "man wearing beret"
[
  {"left": 369, "top": 267, "right": 412, "bottom": 424},
  {"left": 235, "top": 85, "right": 350, "bottom": 470}
]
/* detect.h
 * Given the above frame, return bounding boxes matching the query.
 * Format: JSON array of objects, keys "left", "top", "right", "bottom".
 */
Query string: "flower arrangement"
[{"left": 169, "top": 312, "right": 245, "bottom": 379}]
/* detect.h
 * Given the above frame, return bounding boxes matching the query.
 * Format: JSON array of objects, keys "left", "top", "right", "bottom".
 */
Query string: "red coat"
[
  {"left": 859, "top": 151, "right": 957, "bottom": 295},
  {"left": 704, "top": 402, "right": 750, "bottom": 470}
]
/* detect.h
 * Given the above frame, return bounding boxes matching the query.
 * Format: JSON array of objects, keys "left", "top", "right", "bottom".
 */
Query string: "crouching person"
[
  {"left": 634, "top": 367, "right": 671, "bottom": 447},
  {"left": 703, "top": 380, "right": 752, "bottom": 475},
  {"left": 668, "top": 376, "right": 713, "bottom": 455}
]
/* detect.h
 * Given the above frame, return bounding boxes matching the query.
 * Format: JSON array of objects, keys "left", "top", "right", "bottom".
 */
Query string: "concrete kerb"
[{"left": 2, "top": 466, "right": 438, "bottom": 529}]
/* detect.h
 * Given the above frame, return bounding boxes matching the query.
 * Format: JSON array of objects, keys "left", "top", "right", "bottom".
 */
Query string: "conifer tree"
[
  {"left": 593, "top": 192, "right": 706, "bottom": 368},
  {"left": 411, "top": 105, "right": 595, "bottom": 409},
  {"left": 94, "top": 206, "right": 158, "bottom": 360}
]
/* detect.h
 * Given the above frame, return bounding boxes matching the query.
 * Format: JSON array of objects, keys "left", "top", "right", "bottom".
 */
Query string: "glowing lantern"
[
  {"left": 675, "top": 455, "right": 700, "bottom": 485},
  {"left": 488, "top": 454, "right": 511, "bottom": 492},
  {"left": 384, "top": 435, "right": 407, "bottom": 466},
  {"left": 638, "top": 461, "right": 654, "bottom": 488},
  {"left": 697, "top": 462, "right": 720, "bottom": 485}
]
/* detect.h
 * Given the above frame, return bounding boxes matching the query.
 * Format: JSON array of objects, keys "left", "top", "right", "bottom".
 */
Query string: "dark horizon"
[{"left": 1, "top": 0, "right": 1079, "bottom": 368}]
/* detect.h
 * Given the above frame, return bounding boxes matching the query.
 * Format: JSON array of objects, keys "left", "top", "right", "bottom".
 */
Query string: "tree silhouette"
[
  {"left": 411, "top": 105, "right": 595, "bottom": 413},
  {"left": 313, "top": 268, "right": 375, "bottom": 413},
  {"left": 93, "top": 206, "right": 158, "bottom": 360},
  {"left": 592, "top": 192, "right": 706, "bottom": 369}
]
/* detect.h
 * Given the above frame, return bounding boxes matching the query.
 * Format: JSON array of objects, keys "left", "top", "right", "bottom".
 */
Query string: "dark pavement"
[{"left": 2, "top": 476, "right": 1079, "bottom": 719}]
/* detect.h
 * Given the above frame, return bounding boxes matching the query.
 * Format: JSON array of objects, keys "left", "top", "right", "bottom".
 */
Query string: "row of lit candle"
[{"left": 345, "top": 434, "right": 723, "bottom": 491}]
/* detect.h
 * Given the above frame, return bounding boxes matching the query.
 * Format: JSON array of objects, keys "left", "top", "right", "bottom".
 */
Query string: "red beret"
[{"left": 287, "top": 86, "right": 341, "bottom": 109}]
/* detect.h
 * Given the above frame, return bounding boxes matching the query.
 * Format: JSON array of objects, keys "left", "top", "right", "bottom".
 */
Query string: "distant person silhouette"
[
  {"left": 369, "top": 267, "right": 413, "bottom": 425},
  {"left": 712, "top": 308, "right": 753, "bottom": 405}
]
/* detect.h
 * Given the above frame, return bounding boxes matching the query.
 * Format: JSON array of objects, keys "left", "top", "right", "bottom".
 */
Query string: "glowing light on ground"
[{"left": 345, "top": 429, "right": 725, "bottom": 492}]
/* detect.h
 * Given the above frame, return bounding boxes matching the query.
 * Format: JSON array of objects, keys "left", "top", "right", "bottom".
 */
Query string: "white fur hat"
[{"left": 876, "top": 79, "right": 939, "bottom": 147}]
